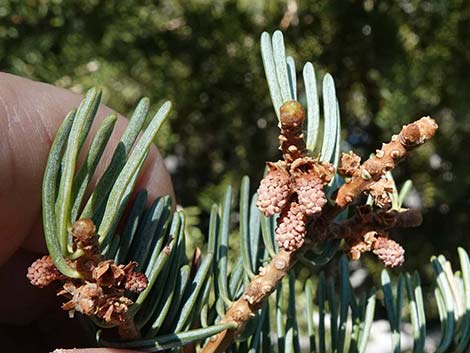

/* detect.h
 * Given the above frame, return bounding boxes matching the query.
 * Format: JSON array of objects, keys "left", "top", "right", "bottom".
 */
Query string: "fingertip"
[
  {"left": 1, "top": 73, "right": 174, "bottom": 260},
  {"left": 136, "top": 146, "right": 175, "bottom": 206}
]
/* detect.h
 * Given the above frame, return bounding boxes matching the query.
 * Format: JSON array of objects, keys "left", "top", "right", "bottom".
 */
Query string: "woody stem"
[
  {"left": 200, "top": 250, "right": 296, "bottom": 353},
  {"left": 326, "top": 117, "right": 437, "bottom": 219}
]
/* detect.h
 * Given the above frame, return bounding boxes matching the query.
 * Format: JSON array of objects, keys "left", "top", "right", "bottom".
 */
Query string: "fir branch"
[{"left": 200, "top": 112, "right": 437, "bottom": 353}]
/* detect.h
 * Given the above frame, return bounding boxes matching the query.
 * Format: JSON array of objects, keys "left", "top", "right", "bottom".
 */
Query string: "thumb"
[{"left": 0, "top": 72, "right": 174, "bottom": 265}]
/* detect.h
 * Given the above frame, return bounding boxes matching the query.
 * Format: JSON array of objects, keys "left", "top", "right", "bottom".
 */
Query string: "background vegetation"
[{"left": 1, "top": 0, "right": 469, "bottom": 318}]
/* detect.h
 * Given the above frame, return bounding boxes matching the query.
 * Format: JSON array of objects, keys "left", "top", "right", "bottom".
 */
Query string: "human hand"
[{"left": 0, "top": 73, "right": 174, "bottom": 353}]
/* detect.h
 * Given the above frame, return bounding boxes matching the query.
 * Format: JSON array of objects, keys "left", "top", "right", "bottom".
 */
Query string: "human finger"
[{"left": 0, "top": 72, "right": 174, "bottom": 265}]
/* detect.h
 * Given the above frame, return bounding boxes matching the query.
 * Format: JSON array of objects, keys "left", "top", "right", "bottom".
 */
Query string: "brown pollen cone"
[
  {"left": 27, "top": 255, "right": 66, "bottom": 288},
  {"left": 291, "top": 157, "right": 334, "bottom": 216},
  {"left": 256, "top": 161, "right": 291, "bottom": 217},
  {"left": 373, "top": 235, "right": 405, "bottom": 267},
  {"left": 275, "top": 200, "right": 306, "bottom": 251},
  {"left": 295, "top": 173, "right": 326, "bottom": 216}
]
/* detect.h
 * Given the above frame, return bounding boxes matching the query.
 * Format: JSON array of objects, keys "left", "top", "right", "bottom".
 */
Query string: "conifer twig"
[
  {"left": 327, "top": 116, "right": 438, "bottom": 217},
  {"left": 201, "top": 249, "right": 295, "bottom": 353},
  {"left": 201, "top": 107, "right": 437, "bottom": 352}
]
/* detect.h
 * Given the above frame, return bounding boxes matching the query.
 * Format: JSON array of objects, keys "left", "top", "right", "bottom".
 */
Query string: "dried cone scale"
[
  {"left": 367, "top": 177, "right": 395, "bottom": 208},
  {"left": 347, "top": 231, "right": 377, "bottom": 261}
]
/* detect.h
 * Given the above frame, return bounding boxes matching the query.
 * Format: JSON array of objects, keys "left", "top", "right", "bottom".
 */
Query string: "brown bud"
[
  {"left": 401, "top": 124, "right": 421, "bottom": 146},
  {"left": 280, "top": 101, "right": 305, "bottom": 127},
  {"left": 278, "top": 101, "right": 307, "bottom": 164},
  {"left": 400, "top": 116, "right": 438, "bottom": 147},
  {"left": 416, "top": 116, "right": 438, "bottom": 140},
  {"left": 72, "top": 218, "right": 96, "bottom": 243}
]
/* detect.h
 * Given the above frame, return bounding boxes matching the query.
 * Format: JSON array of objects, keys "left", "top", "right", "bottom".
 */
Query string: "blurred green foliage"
[{"left": 1, "top": 0, "right": 469, "bottom": 268}]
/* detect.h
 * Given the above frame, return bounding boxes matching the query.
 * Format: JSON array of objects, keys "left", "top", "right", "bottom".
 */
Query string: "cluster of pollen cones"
[
  {"left": 255, "top": 100, "right": 438, "bottom": 267},
  {"left": 256, "top": 101, "right": 335, "bottom": 252},
  {"left": 27, "top": 218, "right": 148, "bottom": 335}
]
